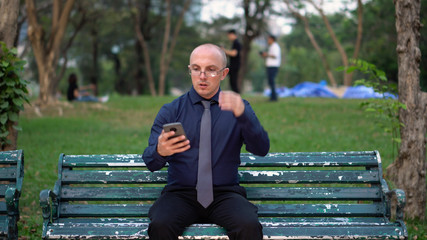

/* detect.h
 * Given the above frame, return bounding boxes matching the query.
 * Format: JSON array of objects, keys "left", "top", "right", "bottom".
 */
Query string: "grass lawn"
[{"left": 16, "top": 95, "right": 426, "bottom": 239}]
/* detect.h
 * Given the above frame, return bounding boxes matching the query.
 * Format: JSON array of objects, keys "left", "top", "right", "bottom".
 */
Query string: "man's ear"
[{"left": 221, "top": 68, "right": 230, "bottom": 80}]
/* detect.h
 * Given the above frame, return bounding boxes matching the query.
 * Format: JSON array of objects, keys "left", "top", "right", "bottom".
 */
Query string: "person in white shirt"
[{"left": 261, "top": 35, "right": 281, "bottom": 101}]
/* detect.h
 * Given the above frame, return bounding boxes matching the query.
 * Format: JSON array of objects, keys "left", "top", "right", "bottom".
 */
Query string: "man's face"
[
  {"left": 227, "top": 33, "right": 235, "bottom": 41},
  {"left": 189, "top": 46, "right": 229, "bottom": 99}
]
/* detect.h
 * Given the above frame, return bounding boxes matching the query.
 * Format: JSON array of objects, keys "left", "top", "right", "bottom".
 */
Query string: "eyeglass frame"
[{"left": 188, "top": 66, "right": 227, "bottom": 78}]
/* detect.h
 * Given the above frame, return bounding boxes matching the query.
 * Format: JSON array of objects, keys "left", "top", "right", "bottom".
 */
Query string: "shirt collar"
[{"left": 189, "top": 86, "right": 220, "bottom": 105}]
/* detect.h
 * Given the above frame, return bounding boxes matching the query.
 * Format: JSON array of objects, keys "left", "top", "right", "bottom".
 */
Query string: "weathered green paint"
[
  {"left": 40, "top": 151, "right": 408, "bottom": 239},
  {"left": 0, "top": 149, "right": 24, "bottom": 240}
]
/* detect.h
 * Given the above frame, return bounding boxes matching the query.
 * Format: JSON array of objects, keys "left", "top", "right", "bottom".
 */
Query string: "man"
[
  {"left": 261, "top": 35, "right": 281, "bottom": 101},
  {"left": 142, "top": 43, "right": 269, "bottom": 240},
  {"left": 222, "top": 29, "right": 242, "bottom": 93}
]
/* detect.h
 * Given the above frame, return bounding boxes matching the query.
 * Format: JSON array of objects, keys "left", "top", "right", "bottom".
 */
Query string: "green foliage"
[
  {"left": 0, "top": 42, "right": 29, "bottom": 148},
  {"left": 343, "top": 59, "right": 406, "bottom": 159}
]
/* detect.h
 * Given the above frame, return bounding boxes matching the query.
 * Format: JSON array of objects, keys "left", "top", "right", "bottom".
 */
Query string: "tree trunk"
[
  {"left": 348, "top": 0, "right": 364, "bottom": 82},
  {"left": 0, "top": 0, "right": 20, "bottom": 49},
  {"left": 158, "top": 0, "right": 171, "bottom": 97},
  {"left": 308, "top": 0, "right": 351, "bottom": 86},
  {"left": 239, "top": 34, "right": 252, "bottom": 92},
  {"left": 26, "top": 0, "right": 75, "bottom": 106},
  {"left": 386, "top": 0, "right": 426, "bottom": 220},
  {"left": 132, "top": 0, "right": 157, "bottom": 96},
  {"left": 158, "top": 0, "right": 192, "bottom": 96},
  {"left": 238, "top": 0, "right": 270, "bottom": 92},
  {"left": 0, "top": 0, "right": 21, "bottom": 151},
  {"left": 283, "top": 0, "right": 337, "bottom": 87}
]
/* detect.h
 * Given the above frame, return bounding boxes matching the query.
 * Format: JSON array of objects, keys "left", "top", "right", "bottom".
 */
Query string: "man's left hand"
[{"left": 219, "top": 91, "right": 245, "bottom": 117}]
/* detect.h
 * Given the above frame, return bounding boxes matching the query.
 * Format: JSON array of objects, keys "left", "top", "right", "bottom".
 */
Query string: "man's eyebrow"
[{"left": 189, "top": 64, "right": 219, "bottom": 69}]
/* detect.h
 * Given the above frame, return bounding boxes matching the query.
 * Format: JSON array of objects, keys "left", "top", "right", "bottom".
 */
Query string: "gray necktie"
[{"left": 196, "top": 100, "right": 213, "bottom": 208}]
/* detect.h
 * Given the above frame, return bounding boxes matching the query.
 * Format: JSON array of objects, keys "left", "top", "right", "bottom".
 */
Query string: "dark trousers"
[
  {"left": 148, "top": 185, "right": 262, "bottom": 240},
  {"left": 229, "top": 67, "right": 240, "bottom": 93},
  {"left": 267, "top": 67, "right": 279, "bottom": 101}
]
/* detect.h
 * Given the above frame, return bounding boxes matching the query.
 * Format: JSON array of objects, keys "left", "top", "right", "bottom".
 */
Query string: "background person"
[
  {"left": 261, "top": 35, "right": 281, "bottom": 101},
  {"left": 222, "top": 29, "right": 242, "bottom": 93},
  {"left": 142, "top": 43, "right": 269, "bottom": 240},
  {"left": 66, "top": 73, "right": 108, "bottom": 103}
]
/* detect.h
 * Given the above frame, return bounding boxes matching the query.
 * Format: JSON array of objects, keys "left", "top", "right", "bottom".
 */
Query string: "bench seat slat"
[
  {"left": 0, "top": 215, "right": 7, "bottom": 234},
  {"left": 59, "top": 203, "right": 385, "bottom": 218},
  {"left": 0, "top": 202, "right": 5, "bottom": 213},
  {"left": 44, "top": 222, "right": 405, "bottom": 240},
  {"left": 63, "top": 154, "right": 145, "bottom": 167},
  {"left": 0, "top": 167, "right": 17, "bottom": 181},
  {"left": 62, "top": 151, "right": 379, "bottom": 168},
  {"left": 60, "top": 186, "right": 381, "bottom": 201},
  {"left": 0, "top": 185, "right": 14, "bottom": 198},
  {"left": 62, "top": 170, "right": 379, "bottom": 184},
  {"left": 56, "top": 217, "right": 390, "bottom": 226},
  {"left": 0, "top": 150, "right": 20, "bottom": 164},
  {"left": 240, "top": 152, "right": 379, "bottom": 167}
]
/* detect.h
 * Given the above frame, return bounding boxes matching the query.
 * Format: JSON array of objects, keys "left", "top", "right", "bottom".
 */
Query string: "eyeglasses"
[{"left": 188, "top": 67, "right": 226, "bottom": 78}]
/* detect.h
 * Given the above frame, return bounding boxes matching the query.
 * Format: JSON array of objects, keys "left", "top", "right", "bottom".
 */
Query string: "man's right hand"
[{"left": 157, "top": 130, "right": 190, "bottom": 156}]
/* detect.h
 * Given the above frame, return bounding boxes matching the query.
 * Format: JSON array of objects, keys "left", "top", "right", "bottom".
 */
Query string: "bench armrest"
[
  {"left": 40, "top": 189, "right": 59, "bottom": 222},
  {"left": 381, "top": 179, "right": 406, "bottom": 221},
  {"left": 385, "top": 188, "right": 406, "bottom": 221},
  {"left": 5, "top": 187, "right": 20, "bottom": 217}
]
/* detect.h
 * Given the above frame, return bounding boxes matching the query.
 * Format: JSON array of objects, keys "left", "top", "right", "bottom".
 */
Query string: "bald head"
[{"left": 190, "top": 44, "right": 227, "bottom": 68}]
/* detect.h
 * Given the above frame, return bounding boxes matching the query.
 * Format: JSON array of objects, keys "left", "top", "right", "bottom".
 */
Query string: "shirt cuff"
[{"left": 152, "top": 146, "right": 168, "bottom": 165}]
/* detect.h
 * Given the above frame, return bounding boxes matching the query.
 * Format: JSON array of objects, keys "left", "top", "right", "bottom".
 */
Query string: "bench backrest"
[
  {"left": 0, "top": 150, "right": 24, "bottom": 210},
  {"left": 54, "top": 151, "right": 390, "bottom": 220}
]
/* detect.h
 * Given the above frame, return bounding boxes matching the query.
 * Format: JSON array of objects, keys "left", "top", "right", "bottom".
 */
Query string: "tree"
[
  {"left": 0, "top": 0, "right": 25, "bottom": 151},
  {"left": 132, "top": 0, "right": 192, "bottom": 96},
  {"left": 0, "top": 0, "right": 20, "bottom": 49},
  {"left": 239, "top": 0, "right": 271, "bottom": 92},
  {"left": 282, "top": 0, "right": 363, "bottom": 86},
  {"left": 386, "top": 0, "right": 427, "bottom": 220},
  {"left": 283, "top": 0, "right": 337, "bottom": 87},
  {"left": 26, "top": 0, "right": 75, "bottom": 105},
  {"left": 131, "top": 0, "right": 158, "bottom": 96}
]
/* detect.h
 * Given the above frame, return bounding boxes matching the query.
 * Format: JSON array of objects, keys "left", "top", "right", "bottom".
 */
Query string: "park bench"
[
  {"left": 40, "top": 150, "right": 407, "bottom": 239},
  {"left": 0, "top": 149, "right": 24, "bottom": 240}
]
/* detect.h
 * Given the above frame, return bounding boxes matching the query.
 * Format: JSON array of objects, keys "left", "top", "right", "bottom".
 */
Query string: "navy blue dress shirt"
[{"left": 142, "top": 87, "right": 270, "bottom": 187}]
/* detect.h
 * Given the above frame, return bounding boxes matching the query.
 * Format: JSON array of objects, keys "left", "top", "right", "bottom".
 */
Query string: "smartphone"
[{"left": 163, "top": 122, "right": 187, "bottom": 139}]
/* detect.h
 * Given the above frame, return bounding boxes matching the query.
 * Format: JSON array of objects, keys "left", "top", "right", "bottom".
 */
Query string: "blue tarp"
[
  {"left": 342, "top": 86, "right": 397, "bottom": 99},
  {"left": 263, "top": 81, "right": 397, "bottom": 99}
]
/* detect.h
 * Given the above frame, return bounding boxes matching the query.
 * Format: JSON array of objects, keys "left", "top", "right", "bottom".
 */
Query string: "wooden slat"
[
  {"left": 61, "top": 186, "right": 162, "bottom": 201},
  {"left": 240, "top": 151, "right": 379, "bottom": 167},
  {"left": 44, "top": 221, "right": 405, "bottom": 240},
  {"left": 56, "top": 217, "right": 391, "bottom": 226},
  {"left": 61, "top": 151, "right": 379, "bottom": 168},
  {"left": 0, "top": 185, "right": 13, "bottom": 197},
  {"left": 0, "top": 150, "right": 20, "bottom": 164},
  {"left": 59, "top": 203, "right": 385, "bottom": 218},
  {"left": 60, "top": 186, "right": 381, "bottom": 201},
  {"left": 261, "top": 225, "right": 406, "bottom": 239},
  {"left": 246, "top": 187, "right": 381, "bottom": 201},
  {"left": 60, "top": 203, "right": 151, "bottom": 217},
  {"left": 62, "top": 154, "right": 145, "bottom": 167},
  {"left": 62, "top": 170, "right": 379, "bottom": 184},
  {"left": 62, "top": 170, "right": 167, "bottom": 184},
  {"left": 0, "top": 167, "right": 17, "bottom": 181},
  {"left": 0, "top": 215, "right": 7, "bottom": 234},
  {"left": 0, "top": 202, "right": 6, "bottom": 213},
  {"left": 238, "top": 170, "right": 379, "bottom": 183},
  {"left": 256, "top": 203, "right": 385, "bottom": 217}
]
